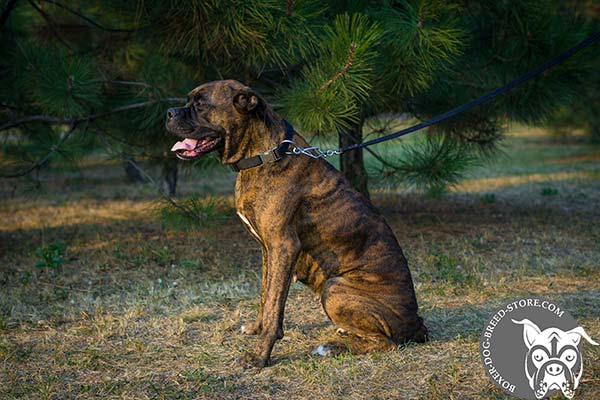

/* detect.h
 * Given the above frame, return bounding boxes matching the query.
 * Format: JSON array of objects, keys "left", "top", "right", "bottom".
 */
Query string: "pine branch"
[
  {"left": 27, "top": 0, "right": 73, "bottom": 51},
  {"left": 286, "top": 0, "right": 295, "bottom": 16},
  {"left": 1, "top": 115, "right": 69, "bottom": 129},
  {"left": 91, "top": 120, "right": 148, "bottom": 148},
  {"left": 38, "top": 0, "right": 135, "bottom": 33},
  {"left": 103, "top": 80, "right": 153, "bottom": 88},
  {"left": 254, "top": 74, "right": 281, "bottom": 88},
  {"left": 1, "top": 121, "right": 78, "bottom": 178},
  {"left": 1, "top": 94, "right": 186, "bottom": 177},
  {"left": 0, "top": 98, "right": 185, "bottom": 131},
  {"left": 321, "top": 42, "right": 357, "bottom": 90},
  {"left": 0, "top": 103, "right": 17, "bottom": 110},
  {"left": 365, "top": 146, "right": 398, "bottom": 170},
  {"left": 417, "top": 1, "right": 427, "bottom": 29},
  {"left": 0, "top": 0, "right": 18, "bottom": 28},
  {"left": 83, "top": 100, "right": 175, "bottom": 122},
  {"left": 0, "top": 103, "right": 18, "bottom": 122}
]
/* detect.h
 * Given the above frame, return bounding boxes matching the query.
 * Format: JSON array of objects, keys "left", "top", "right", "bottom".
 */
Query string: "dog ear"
[
  {"left": 565, "top": 326, "right": 599, "bottom": 346},
  {"left": 512, "top": 319, "right": 541, "bottom": 349},
  {"left": 233, "top": 90, "right": 261, "bottom": 113}
]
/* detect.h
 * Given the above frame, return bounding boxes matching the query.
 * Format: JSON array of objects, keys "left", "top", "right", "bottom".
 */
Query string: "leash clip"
[{"left": 281, "top": 140, "right": 341, "bottom": 159}]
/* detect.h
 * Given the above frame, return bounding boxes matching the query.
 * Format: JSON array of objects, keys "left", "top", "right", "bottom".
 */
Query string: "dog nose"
[
  {"left": 167, "top": 108, "right": 178, "bottom": 120},
  {"left": 546, "top": 363, "right": 564, "bottom": 376}
]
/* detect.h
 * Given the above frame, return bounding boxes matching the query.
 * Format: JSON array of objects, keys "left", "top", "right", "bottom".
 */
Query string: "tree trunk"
[
  {"left": 338, "top": 119, "right": 369, "bottom": 199},
  {"left": 162, "top": 158, "right": 178, "bottom": 197},
  {"left": 591, "top": 124, "right": 600, "bottom": 143},
  {"left": 122, "top": 155, "right": 146, "bottom": 183},
  {"left": 0, "top": 0, "right": 19, "bottom": 28}
]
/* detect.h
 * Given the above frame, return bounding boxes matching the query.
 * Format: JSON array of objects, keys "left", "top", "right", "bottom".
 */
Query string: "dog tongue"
[{"left": 171, "top": 138, "right": 199, "bottom": 152}]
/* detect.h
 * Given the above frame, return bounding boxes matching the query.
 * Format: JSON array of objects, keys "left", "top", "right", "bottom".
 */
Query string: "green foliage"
[
  {"left": 281, "top": 13, "right": 382, "bottom": 134},
  {"left": 379, "top": 136, "right": 478, "bottom": 196},
  {"left": 545, "top": 39, "right": 600, "bottom": 142},
  {"left": 480, "top": 193, "right": 496, "bottom": 204},
  {"left": 374, "top": 0, "right": 465, "bottom": 97},
  {"left": 179, "top": 259, "right": 207, "bottom": 272},
  {"left": 35, "top": 241, "right": 67, "bottom": 271},
  {"left": 157, "top": 196, "right": 229, "bottom": 231},
  {"left": 182, "top": 367, "right": 233, "bottom": 394},
  {"left": 541, "top": 187, "right": 558, "bottom": 196},
  {"left": 14, "top": 43, "right": 102, "bottom": 117},
  {"left": 154, "top": 0, "right": 321, "bottom": 71},
  {"left": 420, "top": 250, "right": 481, "bottom": 290}
]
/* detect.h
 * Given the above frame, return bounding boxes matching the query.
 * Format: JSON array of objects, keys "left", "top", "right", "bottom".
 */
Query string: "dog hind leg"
[{"left": 315, "top": 277, "right": 427, "bottom": 356}]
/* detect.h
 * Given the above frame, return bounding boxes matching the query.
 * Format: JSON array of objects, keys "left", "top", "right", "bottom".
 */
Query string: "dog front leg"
[
  {"left": 241, "top": 245, "right": 268, "bottom": 336},
  {"left": 238, "top": 231, "right": 299, "bottom": 368}
]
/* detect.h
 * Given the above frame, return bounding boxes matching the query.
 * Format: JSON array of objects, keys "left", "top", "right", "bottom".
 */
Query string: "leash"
[{"left": 283, "top": 30, "right": 600, "bottom": 159}]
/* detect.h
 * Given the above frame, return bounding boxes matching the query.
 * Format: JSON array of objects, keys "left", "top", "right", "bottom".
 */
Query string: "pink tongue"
[{"left": 171, "top": 138, "right": 199, "bottom": 152}]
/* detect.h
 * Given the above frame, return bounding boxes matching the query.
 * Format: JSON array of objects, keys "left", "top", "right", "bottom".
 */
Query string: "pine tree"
[
  {"left": 280, "top": 0, "right": 599, "bottom": 196},
  {"left": 546, "top": 1, "right": 600, "bottom": 142},
  {"left": 1, "top": 0, "right": 597, "bottom": 197},
  {"left": 0, "top": 0, "right": 321, "bottom": 194}
]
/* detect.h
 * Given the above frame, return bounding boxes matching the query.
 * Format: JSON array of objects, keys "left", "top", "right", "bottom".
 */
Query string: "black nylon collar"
[{"left": 230, "top": 120, "right": 294, "bottom": 172}]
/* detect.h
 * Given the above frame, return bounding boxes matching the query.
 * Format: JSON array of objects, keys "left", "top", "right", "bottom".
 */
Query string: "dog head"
[
  {"left": 512, "top": 318, "right": 598, "bottom": 399},
  {"left": 165, "top": 80, "right": 274, "bottom": 163}
]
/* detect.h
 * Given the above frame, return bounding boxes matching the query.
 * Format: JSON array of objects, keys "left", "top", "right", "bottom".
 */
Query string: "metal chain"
[{"left": 280, "top": 139, "right": 341, "bottom": 159}]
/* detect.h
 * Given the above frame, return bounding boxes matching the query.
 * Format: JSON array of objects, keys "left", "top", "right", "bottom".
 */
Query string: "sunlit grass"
[{"left": 453, "top": 171, "right": 599, "bottom": 193}]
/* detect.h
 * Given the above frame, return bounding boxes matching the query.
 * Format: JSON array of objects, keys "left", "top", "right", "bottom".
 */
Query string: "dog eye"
[
  {"left": 194, "top": 93, "right": 207, "bottom": 103},
  {"left": 194, "top": 97, "right": 211, "bottom": 110},
  {"left": 562, "top": 350, "right": 577, "bottom": 362},
  {"left": 532, "top": 350, "right": 546, "bottom": 362}
]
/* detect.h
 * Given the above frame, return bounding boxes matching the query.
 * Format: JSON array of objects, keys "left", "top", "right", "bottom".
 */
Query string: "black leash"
[{"left": 339, "top": 31, "right": 600, "bottom": 154}]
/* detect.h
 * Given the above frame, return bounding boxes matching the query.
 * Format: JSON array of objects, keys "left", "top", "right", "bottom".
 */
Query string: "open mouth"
[{"left": 170, "top": 135, "right": 222, "bottom": 160}]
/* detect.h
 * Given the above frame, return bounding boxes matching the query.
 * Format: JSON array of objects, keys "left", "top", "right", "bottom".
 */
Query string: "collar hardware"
[{"left": 230, "top": 120, "right": 294, "bottom": 172}]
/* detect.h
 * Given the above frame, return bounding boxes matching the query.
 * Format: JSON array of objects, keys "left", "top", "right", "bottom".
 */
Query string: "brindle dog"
[{"left": 166, "top": 80, "right": 428, "bottom": 368}]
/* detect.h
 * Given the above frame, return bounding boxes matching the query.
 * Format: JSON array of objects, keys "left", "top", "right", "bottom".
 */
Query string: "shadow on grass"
[
  {"left": 424, "top": 289, "right": 600, "bottom": 342},
  {"left": 0, "top": 218, "right": 154, "bottom": 258}
]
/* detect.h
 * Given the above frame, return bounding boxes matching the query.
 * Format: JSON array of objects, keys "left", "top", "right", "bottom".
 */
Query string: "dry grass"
[{"left": 1, "top": 127, "right": 599, "bottom": 399}]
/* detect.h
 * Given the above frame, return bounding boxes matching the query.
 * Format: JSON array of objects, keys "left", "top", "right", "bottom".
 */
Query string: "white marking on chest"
[{"left": 237, "top": 211, "right": 260, "bottom": 239}]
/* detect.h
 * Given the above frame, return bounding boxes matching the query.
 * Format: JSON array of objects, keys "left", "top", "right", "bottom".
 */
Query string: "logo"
[{"left": 479, "top": 297, "right": 598, "bottom": 399}]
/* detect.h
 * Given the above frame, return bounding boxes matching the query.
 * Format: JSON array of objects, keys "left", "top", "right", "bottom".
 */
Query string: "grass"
[{"left": 1, "top": 126, "right": 599, "bottom": 399}]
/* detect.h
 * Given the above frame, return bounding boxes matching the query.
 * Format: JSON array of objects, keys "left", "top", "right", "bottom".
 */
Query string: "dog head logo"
[{"left": 512, "top": 319, "right": 598, "bottom": 399}]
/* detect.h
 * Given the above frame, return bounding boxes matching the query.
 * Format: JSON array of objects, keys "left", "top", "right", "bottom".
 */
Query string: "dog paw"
[
  {"left": 235, "top": 352, "right": 268, "bottom": 369},
  {"left": 240, "top": 321, "right": 261, "bottom": 335}
]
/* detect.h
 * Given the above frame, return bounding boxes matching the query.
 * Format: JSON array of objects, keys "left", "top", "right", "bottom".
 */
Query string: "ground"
[{"left": 0, "top": 126, "right": 599, "bottom": 399}]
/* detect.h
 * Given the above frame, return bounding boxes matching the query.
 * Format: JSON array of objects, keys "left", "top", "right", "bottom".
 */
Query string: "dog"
[
  {"left": 512, "top": 319, "right": 598, "bottom": 399},
  {"left": 166, "top": 80, "right": 428, "bottom": 368}
]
